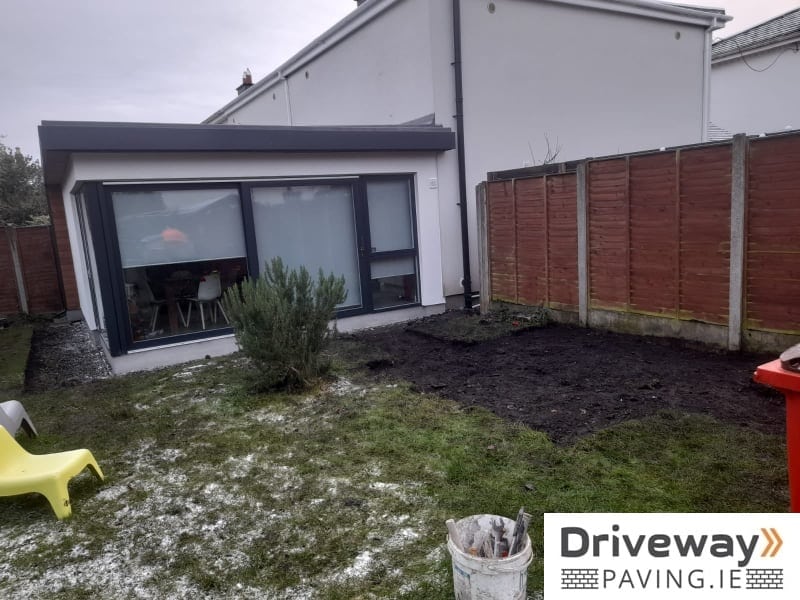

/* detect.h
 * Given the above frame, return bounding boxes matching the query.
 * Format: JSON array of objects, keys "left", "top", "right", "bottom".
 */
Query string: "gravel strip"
[{"left": 25, "top": 320, "right": 112, "bottom": 392}]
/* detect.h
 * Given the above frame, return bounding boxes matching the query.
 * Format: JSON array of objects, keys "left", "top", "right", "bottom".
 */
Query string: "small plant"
[{"left": 223, "top": 257, "right": 346, "bottom": 390}]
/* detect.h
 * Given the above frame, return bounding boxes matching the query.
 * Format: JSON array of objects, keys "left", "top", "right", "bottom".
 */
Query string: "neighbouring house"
[
  {"left": 41, "top": 0, "right": 730, "bottom": 373},
  {"left": 710, "top": 7, "right": 800, "bottom": 137}
]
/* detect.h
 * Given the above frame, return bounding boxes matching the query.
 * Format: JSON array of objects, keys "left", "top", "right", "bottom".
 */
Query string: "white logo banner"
[{"left": 544, "top": 513, "right": 798, "bottom": 599}]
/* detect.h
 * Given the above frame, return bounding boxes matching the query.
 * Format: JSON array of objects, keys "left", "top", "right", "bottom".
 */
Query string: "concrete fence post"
[
  {"left": 728, "top": 134, "right": 747, "bottom": 351},
  {"left": 476, "top": 182, "right": 491, "bottom": 314},
  {"left": 5, "top": 227, "right": 29, "bottom": 314},
  {"left": 576, "top": 161, "right": 589, "bottom": 326}
]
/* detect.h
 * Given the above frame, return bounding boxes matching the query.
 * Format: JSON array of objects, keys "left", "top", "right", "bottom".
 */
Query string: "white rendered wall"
[
  {"left": 63, "top": 151, "right": 446, "bottom": 335},
  {"left": 459, "top": 0, "right": 709, "bottom": 286},
  {"left": 711, "top": 46, "right": 800, "bottom": 135},
  {"left": 224, "top": 0, "right": 435, "bottom": 127},
  {"left": 60, "top": 162, "right": 100, "bottom": 331},
  {"left": 212, "top": 0, "right": 714, "bottom": 297},
  {"left": 226, "top": 82, "right": 291, "bottom": 125},
  {"left": 219, "top": 0, "right": 465, "bottom": 297}
]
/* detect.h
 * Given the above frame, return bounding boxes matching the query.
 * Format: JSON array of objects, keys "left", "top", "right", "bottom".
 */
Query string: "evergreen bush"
[{"left": 223, "top": 257, "right": 346, "bottom": 390}]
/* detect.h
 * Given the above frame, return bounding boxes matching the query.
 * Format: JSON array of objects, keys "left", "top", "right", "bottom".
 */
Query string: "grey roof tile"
[{"left": 713, "top": 8, "right": 800, "bottom": 60}]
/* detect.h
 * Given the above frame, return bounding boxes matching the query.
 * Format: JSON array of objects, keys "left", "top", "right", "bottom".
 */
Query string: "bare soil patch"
[{"left": 352, "top": 314, "right": 785, "bottom": 444}]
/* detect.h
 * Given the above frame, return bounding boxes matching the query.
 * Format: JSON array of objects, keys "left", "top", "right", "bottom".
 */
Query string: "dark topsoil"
[
  {"left": 349, "top": 313, "right": 785, "bottom": 445},
  {"left": 22, "top": 314, "right": 786, "bottom": 445}
]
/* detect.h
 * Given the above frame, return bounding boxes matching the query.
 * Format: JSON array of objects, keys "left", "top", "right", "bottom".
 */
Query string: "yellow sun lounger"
[{"left": 0, "top": 427, "right": 104, "bottom": 519}]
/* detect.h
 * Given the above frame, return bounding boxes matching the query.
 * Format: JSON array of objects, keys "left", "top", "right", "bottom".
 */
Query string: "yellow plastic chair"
[{"left": 0, "top": 427, "right": 104, "bottom": 519}]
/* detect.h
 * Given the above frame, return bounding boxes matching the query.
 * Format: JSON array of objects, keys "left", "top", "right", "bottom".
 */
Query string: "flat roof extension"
[{"left": 39, "top": 120, "right": 456, "bottom": 185}]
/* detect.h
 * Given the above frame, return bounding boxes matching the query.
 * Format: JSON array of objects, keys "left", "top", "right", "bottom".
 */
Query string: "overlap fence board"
[
  {"left": 486, "top": 174, "right": 578, "bottom": 309},
  {"left": 588, "top": 159, "right": 628, "bottom": 310},
  {"left": 516, "top": 178, "right": 547, "bottom": 305},
  {"left": 546, "top": 174, "right": 578, "bottom": 308},
  {"left": 16, "top": 227, "right": 63, "bottom": 314},
  {"left": 487, "top": 180, "right": 517, "bottom": 302},
  {"left": 484, "top": 131, "right": 800, "bottom": 348},
  {"left": 746, "top": 136, "right": 800, "bottom": 333},
  {"left": 678, "top": 146, "right": 731, "bottom": 324},
  {"left": 628, "top": 153, "right": 678, "bottom": 315}
]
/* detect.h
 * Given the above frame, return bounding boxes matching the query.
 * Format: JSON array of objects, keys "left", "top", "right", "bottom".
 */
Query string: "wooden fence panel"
[
  {"left": 515, "top": 177, "right": 547, "bottom": 305},
  {"left": 678, "top": 146, "right": 731, "bottom": 324},
  {"left": 746, "top": 136, "right": 800, "bottom": 333},
  {"left": 16, "top": 227, "right": 64, "bottom": 314},
  {"left": 546, "top": 174, "right": 578, "bottom": 308},
  {"left": 588, "top": 159, "right": 628, "bottom": 310},
  {"left": 628, "top": 153, "right": 678, "bottom": 315},
  {"left": 484, "top": 131, "right": 800, "bottom": 347},
  {"left": 487, "top": 181, "right": 517, "bottom": 302}
]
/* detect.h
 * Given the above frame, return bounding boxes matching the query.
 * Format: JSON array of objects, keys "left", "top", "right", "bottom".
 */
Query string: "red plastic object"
[{"left": 754, "top": 359, "right": 800, "bottom": 512}]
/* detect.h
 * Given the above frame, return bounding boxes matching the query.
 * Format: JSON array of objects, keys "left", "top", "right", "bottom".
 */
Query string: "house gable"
[{"left": 205, "top": 0, "right": 729, "bottom": 126}]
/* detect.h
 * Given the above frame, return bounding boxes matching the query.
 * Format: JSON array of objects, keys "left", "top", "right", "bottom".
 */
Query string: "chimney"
[{"left": 236, "top": 69, "right": 253, "bottom": 95}]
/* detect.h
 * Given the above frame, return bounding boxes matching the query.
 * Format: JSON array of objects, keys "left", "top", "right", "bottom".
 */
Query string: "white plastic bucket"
[{"left": 446, "top": 514, "right": 533, "bottom": 600}]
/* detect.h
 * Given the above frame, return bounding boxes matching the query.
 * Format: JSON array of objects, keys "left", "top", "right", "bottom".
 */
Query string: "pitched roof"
[{"left": 712, "top": 8, "right": 800, "bottom": 62}]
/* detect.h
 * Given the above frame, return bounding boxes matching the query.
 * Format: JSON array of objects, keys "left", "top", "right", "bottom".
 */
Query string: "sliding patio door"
[
  {"left": 250, "top": 176, "right": 419, "bottom": 315},
  {"left": 251, "top": 183, "right": 364, "bottom": 310}
]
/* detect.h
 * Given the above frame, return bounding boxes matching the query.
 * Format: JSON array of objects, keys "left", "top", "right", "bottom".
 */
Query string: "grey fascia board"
[{"left": 39, "top": 121, "right": 455, "bottom": 185}]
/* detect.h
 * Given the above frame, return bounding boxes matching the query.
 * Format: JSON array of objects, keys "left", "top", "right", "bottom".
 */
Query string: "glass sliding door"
[
  {"left": 111, "top": 187, "right": 248, "bottom": 342},
  {"left": 365, "top": 179, "right": 419, "bottom": 309},
  {"left": 250, "top": 177, "right": 419, "bottom": 315},
  {"left": 251, "top": 184, "right": 363, "bottom": 310}
]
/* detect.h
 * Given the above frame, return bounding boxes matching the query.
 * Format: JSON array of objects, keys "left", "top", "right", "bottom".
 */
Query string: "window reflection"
[{"left": 112, "top": 188, "right": 247, "bottom": 342}]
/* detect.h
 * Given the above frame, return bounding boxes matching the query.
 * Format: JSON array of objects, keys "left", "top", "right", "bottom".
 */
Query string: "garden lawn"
[{"left": 0, "top": 350, "right": 788, "bottom": 599}]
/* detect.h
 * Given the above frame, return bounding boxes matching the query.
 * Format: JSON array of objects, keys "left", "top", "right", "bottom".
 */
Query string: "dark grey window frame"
[{"left": 78, "top": 174, "right": 420, "bottom": 356}]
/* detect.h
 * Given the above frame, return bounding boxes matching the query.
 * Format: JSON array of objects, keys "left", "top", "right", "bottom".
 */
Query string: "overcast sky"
[{"left": 1, "top": 0, "right": 797, "bottom": 159}]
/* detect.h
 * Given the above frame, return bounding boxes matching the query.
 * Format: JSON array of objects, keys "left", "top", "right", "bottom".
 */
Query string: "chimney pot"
[{"left": 237, "top": 68, "right": 253, "bottom": 95}]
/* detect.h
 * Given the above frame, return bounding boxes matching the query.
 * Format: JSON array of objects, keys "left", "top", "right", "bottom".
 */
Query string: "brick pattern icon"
[
  {"left": 561, "top": 568, "right": 599, "bottom": 589},
  {"left": 746, "top": 568, "right": 784, "bottom": 590}
]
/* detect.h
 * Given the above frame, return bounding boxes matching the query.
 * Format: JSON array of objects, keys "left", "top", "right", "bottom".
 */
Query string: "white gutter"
[{"left": 538, "top": 0, "right": 731, "bottom": 28}]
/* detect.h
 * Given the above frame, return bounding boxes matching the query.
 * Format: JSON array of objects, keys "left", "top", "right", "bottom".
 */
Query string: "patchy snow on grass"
[
  {"left": 342, "top": 550, "right": 374, "bottom": 579},
  {"left": 2, "top": 370, "right": 450, "bottom": 599},
  {"left": 327, "top": 378, "right": 366, "bottom": 398},
  {"left": 250, "top": 408, "right": 288, "bottom": 423},
  {"left": 225, "top": 453, "right": 256, "bottom": 478}
]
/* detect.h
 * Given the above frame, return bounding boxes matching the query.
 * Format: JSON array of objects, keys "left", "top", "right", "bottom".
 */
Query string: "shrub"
[{"left": 223, "top": 257, "right": 346, "bottom": 390}]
